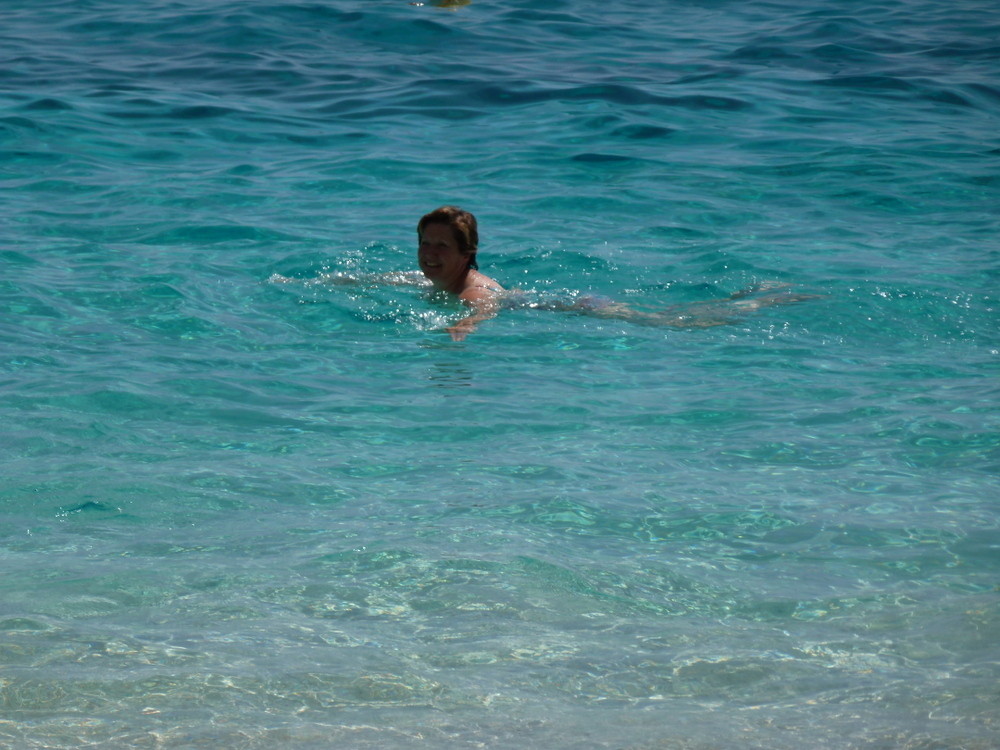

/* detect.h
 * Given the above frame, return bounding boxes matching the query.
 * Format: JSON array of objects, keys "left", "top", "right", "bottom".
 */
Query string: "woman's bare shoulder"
[
  {"left": 458, "top": 273, "right": 504, "bottom": 307},
  {"left": 466, "top": 270, "right": 504, "bottom": 291}
]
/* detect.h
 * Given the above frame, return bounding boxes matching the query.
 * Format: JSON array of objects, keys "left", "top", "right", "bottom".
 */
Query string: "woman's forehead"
[{"left": 421, "top": 222, "right": 454, "bottom": 239}]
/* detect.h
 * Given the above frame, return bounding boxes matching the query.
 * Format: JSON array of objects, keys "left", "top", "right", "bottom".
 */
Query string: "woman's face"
[{"left": 417, "top": 222, "right": 468, "bottom": 289}]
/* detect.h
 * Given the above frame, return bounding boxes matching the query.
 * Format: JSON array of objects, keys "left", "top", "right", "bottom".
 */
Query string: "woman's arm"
[
  {"left": 446, "top": 286, "right": 502, "bottom": 341},
  {"left": 269, "top": 270, "right": 431, "bottom": 288},
  {"left": 318, "top": 270, "right": 431, "bottom": 287}
]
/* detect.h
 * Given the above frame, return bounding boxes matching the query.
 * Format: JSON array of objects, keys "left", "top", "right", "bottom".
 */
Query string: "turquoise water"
[{"left": 2, "top": 0, "right": 998, "bottom": 747}]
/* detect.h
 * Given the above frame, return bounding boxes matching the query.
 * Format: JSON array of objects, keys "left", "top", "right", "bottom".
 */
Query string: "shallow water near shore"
[{"left": 2, "top": 0, "right": 999, "bottom": 748}]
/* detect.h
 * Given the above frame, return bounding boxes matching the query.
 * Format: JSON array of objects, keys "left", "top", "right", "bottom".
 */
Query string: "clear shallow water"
[{"left": 2, "top": 0, "right": 998, "bottom": 748}]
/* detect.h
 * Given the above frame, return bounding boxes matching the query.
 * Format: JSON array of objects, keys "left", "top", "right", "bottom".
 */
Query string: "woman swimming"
[{"left": 274, "top": 205, "right": 817, "bottom": 340}]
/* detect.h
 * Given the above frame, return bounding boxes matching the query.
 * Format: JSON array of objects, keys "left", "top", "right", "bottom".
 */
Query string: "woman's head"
[{"left": 417, "top": 206, "right": 479, "bottom": 270}]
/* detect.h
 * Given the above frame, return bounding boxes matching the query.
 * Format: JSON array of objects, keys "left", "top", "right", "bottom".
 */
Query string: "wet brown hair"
[{"left": 417, "top": 205, "right": 479, "bottom": 270}]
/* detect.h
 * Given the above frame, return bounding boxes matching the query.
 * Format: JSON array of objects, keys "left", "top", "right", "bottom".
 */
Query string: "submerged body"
[{"left": 507, "top": 284, "right": 818, "bottom": 329}]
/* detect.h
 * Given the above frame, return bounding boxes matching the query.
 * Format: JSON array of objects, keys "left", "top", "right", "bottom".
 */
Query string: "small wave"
[
  {"left": 0, "top": 115, "right": 47, "bottom": 132},
  {"left": 170, "top": 104, "right": 240, "bottom": 119},
  {"left": 0, "top": 149, "right": 67, "bottom": 165},
  {"left": 611, "top": 124, "right": 676, "bottom": 139},
  {"left": 382, "top": 80, "right": 751, "bottom": 115},
  {"left": 138, "top": 225, "right": 304, "bottom": 245},
  {"left": 814, "top": 74, "right": 977, "bottom": 108},
  {"left": 570, "top": 153, "right": 635, "bottom": 164},
  {"left": 21, "top": 97, "right": 74, "bottom": 111}
]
